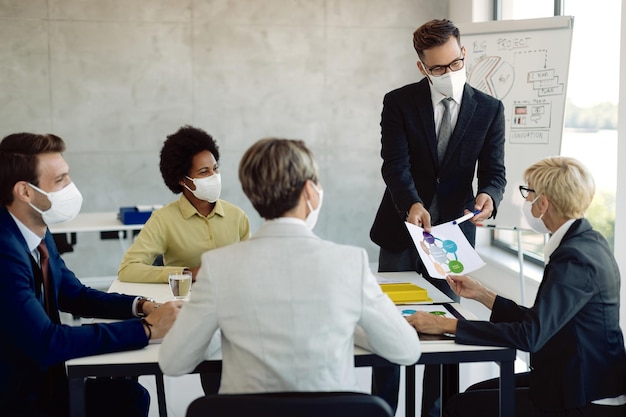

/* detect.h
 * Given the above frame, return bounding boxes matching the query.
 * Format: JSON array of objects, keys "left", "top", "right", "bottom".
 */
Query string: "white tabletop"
[
  {"left": 67, "top": 278, "right": 516, "bottom": 417},
  {"left": 66, "top": 327, "right": 510, "bottom": 368},
  {"left": 48, "top": 212, "right": 145, "bottom": 234},
  {"left": 66, "top": 276, "right": 501, "bottom": 372},
  {"left": 108, "top": 280, "right": 174, "bottom": 303},
  {"left": 108, "top": 271, "right": 453, "bottom": 305}
]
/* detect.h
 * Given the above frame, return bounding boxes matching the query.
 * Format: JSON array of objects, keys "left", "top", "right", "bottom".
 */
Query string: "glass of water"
[{"left": 168, "top": 271, "right": 192, "bottom": 300}]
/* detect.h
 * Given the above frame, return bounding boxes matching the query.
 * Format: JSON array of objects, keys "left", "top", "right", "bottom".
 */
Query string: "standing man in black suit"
[{"left": 369, "top": 19, "right": 507, "bottom": 416}]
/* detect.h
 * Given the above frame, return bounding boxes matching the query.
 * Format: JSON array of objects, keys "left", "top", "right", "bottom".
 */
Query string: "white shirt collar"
[
  {"left": 265, "top": 217, "right": 307, "bottom": 226},
  {"left": 544, "top": 219, "right": 577, "bottom": 264},
  {"left": 9, "top": 211, "right": 44, "bottom": 253}
]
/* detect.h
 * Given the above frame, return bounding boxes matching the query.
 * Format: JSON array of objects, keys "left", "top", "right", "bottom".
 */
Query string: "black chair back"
[{"left": 186, "top": 392, "right": 393, "bottom": 417}]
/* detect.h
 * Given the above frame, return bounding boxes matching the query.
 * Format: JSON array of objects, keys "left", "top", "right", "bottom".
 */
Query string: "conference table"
[{"left": 65, "top": 272, "right": 516, "bottom": 417}]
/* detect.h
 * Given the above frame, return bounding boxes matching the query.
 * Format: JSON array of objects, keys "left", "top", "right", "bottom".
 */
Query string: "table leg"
[
  {"left": 441, "top": 363, "right": 459, "bottom": 414},
  {"left": 499, "top": 359, "right": 515, "bottom": 417},
  {"left": 69, "top": 377, "right": 86, "bottom": 417},
  {"left": 155, "top": 373, "right": 168, "bottom": 417},
  {"left": 405, "top": 365, "right": 416, "bottom": 417}
]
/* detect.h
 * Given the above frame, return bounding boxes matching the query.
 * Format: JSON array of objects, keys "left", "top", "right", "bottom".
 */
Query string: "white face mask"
[
  {"left": 427, "top": 66, "right": 466, "bottom": 98},
  {"left": 184, "top": 173, "right": 221, "bottom": 203},
  {"left": 521, "top": 196, "right": 550, "bottom": 234},
  {"left": 305, "top": 183, "right": 323, "bottom": 230},
  {"left": 29, "top": 182, "right": 83, "bottom": 225}
]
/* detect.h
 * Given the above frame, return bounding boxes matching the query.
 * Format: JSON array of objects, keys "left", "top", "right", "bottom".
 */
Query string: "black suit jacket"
[
  {"left": 370, "top": 78, "right": 506, "bottom": 251},
  {"left": 456, "top": 219, "right": 626, "bottom": 410}
]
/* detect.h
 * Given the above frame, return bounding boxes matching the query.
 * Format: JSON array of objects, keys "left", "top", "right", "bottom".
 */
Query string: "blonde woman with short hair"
[{"left": 408, "top": 156, "right": 626, "bottom": 416}]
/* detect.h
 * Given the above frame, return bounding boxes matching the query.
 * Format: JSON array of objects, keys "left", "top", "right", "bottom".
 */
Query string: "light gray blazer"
[{"left": 159, "top": 219, "right": 421, "bottom": 393}]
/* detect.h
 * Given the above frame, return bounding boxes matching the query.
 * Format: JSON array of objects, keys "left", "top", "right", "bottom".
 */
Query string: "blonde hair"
[
  {"left": 524, "top": 156, "right": 595, "bottom": 219},
  {"left": 239, "top": 138, "right": 318, "bottom": 219}
]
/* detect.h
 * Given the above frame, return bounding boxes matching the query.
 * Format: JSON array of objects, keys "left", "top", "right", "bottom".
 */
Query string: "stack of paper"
[{"left": 380, "top": 282, "right": 432, "bottom": 304}]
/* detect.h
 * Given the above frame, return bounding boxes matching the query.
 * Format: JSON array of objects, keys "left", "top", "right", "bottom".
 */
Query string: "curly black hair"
[{"left": 159, "top": 126, "right": 220, "bottom": 194}]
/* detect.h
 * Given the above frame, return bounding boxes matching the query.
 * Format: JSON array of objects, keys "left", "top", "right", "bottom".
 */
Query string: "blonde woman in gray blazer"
[{"left": 160, "top": 138, "right": 421, "bottom": 393}]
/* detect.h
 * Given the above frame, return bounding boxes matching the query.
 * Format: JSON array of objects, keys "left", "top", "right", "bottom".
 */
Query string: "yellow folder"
[{"left": 380, "top": 282, "right": 432, "bottom": 304}]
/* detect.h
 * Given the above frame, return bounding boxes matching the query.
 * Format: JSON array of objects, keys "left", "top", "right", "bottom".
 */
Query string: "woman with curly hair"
[{"left": 118, "top": 125, "right": 249, "bottom": 284}]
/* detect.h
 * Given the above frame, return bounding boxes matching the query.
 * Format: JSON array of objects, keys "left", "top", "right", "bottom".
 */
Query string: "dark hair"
[
  {"left": 239, "top": 138, "right": 318, "bottom": 219},
  {"left": 0, "top": 133, "right": 66, "bottom": 206},
  {"left": 159, "top": 126, "right": 220, "bottom": 194},
  {"left": 413, "top": 19, "right": 461, "bottom": 61}
]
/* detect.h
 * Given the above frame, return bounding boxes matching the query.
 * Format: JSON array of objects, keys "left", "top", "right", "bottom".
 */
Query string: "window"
[{"left": 493, "top": 0, "right": 620, "bottom": 262}]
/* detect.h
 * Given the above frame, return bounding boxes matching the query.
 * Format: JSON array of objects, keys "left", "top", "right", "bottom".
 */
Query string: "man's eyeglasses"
[
  {"left": 519, "top": 185, "right": 536, "bottom": 199},
  {"left": 425, "top": 57, "right": 465, "bottom": 77}
]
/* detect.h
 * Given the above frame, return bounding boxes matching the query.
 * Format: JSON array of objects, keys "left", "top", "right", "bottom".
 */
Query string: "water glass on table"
[{"left": 168, "top": 271, "right": 192, "bottom": 300}]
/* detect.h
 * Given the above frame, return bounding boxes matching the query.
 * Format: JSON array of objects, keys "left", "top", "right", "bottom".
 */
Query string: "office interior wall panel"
[
  {"left": 48, "top": 20, "right": 193, "bottom": 152},
  {"left": 0, "top": 0, "right": 447, "bottom": 277},
  {"left": 323, "top": 149, "right": 386, "bottom": 255},
  {"left": 191, "top": 22, "right": 327, "bottom": 151},
  {"left": 0, "top": 0, "right": 48, "bottom": 18},
  {"left": 326, "top": 0, "right": 443, "bottom": 27},
  {"left": 0, "top": 18, "right": 51, "bottom": 134},
  {"left": 48, "top": 0, "right": 191, "bottom": 22},
  {"left": 193, "top": 0, "right": 325, "bottom": 25},
  {"left": 62, "top": 150, "right": 171, "bottom": 212},
  {"left": 323, "top": 26, "right": 419, "bottom": 152}
]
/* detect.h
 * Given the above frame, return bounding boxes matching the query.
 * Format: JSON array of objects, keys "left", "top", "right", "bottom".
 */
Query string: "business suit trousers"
[
  {"left": 200, "top": 370, "right": 222, "bottom": 395},
  {"left": 376, "top": 246, "right": 460, "bottom": 416},
  {"left": 19, "top": 377, "right": 149, "bottom": 417},
  {"left": 85, "top": 378, "right": 150, "bottom": 417},
  {"left": 444, "top": 373, "right": 626, "bottom": 417}
]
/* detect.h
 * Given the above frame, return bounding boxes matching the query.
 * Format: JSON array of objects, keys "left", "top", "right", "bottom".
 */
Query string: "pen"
[{"left": 452, "top": 209, "right": 481, "bottom": 225}]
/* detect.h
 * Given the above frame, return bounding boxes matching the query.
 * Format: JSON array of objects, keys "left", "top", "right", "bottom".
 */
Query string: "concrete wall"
[{"left": 0, "top": 0, "right": 448, "bottom": 278}]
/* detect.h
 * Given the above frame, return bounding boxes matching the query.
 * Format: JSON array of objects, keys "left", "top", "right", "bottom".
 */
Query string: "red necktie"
[
  {"left": 37, "top": 240, "right": 59, "bottom": 322},
  {"left": 36, "top": 241, "right": 65, "bottom": 407}
]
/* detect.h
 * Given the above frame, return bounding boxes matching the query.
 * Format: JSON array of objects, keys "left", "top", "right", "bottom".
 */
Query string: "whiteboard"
[{"left": 458, "top": 16, "right": 574, "bottom": 229}]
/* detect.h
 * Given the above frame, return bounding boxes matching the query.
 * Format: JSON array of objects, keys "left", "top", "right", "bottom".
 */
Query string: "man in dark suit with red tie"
[
  {"left": 369, "top": 19, "right": 507, "bottom": 417},
  {"left": 0, "top": 133, "right": 182, "bottom": 417}
]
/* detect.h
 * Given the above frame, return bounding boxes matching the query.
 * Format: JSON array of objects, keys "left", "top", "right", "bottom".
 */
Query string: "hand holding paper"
[{"left": 404, "top": 221, "right": 485, "bottom": 278}]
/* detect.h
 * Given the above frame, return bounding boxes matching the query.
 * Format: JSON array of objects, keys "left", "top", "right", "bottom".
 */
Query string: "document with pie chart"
[{"left": 405, "top": 221, "right": 485, "bottom": 279}]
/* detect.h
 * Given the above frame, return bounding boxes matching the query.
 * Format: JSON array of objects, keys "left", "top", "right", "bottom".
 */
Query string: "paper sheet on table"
[
  {"left": 397, "top": 304, "right": 457, "bottom": 342},
  {"left": 405, "top": 221, "right": 485, "bottom": 279},
  {"left": 396, "top": 304, "right": 454, "bottom": 318}
]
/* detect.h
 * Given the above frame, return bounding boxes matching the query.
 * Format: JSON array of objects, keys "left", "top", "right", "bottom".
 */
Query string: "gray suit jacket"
[{"left": 160, "top": 219, "right": 421, "bottom": 393}]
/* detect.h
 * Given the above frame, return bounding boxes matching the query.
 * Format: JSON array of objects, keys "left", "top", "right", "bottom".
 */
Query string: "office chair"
[{"left": 185, "top": 392, "right": 393, "bottom": 417}]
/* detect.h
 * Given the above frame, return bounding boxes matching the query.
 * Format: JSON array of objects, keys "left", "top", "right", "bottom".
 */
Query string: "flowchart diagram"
[{"left": 404, "top": 222, "right": 485, "bottom": 279}]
